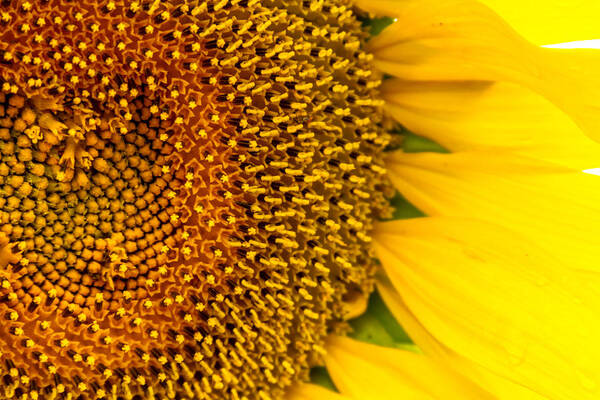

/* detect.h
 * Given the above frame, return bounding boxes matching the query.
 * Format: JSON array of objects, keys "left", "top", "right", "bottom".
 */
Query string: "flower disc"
[{"left": 0, "top": 0, "right": 391, "bottom": 399}]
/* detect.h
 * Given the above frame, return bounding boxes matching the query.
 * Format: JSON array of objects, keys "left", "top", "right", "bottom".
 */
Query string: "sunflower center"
[
  {"left": 0, "top": 0, "right": 392, "bottom": 399},
  {"left": 0, "top": 93, "right": 182, "bottom": 307}
]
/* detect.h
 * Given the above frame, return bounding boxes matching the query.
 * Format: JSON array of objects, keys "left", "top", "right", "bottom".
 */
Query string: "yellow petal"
[
  {"left": 370, "top": 0, "right": 600, "bottom": 142},
  {"left": 477, "top": 0, "right": 600, "bottom": 45},
  {"left": 286, "top": 383, "right": 350, "bottom": 400},
  {"left": 376, "top": 275, "right": 447, "bottom": 358},
  {"left": 386, "top": 150, "right": 600, "bottom": 272},
  {"left": 341, "top": 289, "right": 370, "bottom": 320},
  {"left": 353, "top": 0, "right": 405, "bottom": 18},
  {"left": 376, "top": 275, "right": 548, "bottom": 400},
  {"left": 374, "top": 217, "right": 600, "bottom": 400},
  {"left": 381, "top": 79, "right": 600, "bottom": 169},
  {"left": 325, "top": 335, "right": 494, "bottom": 399},
  {"left": 355, "top": 0, "right": 600, "bottom": 45}
]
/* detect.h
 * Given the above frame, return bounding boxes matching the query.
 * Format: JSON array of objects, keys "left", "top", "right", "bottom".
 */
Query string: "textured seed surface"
[{"left": 0, "top": 1, "right": 391, "bottom": 399}]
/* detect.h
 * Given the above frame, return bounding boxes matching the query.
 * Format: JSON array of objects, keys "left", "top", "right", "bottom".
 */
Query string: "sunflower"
[{"left": 0, "top": 0, "right": 598, "bottom": 399}]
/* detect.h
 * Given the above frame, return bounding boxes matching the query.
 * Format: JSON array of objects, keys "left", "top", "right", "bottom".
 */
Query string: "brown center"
[{"left": 0, "top": 1, "right": 392, "bottom": 399}]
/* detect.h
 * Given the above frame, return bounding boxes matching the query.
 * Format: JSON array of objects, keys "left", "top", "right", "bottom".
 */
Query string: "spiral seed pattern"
[{"left": 0, "top": 1, "right": 392, "bottom": 399}]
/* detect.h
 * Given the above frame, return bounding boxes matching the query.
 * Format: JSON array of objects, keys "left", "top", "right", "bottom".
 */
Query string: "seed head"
[{"left": 0, "top": 0, "right": 391, "bottom": 399}]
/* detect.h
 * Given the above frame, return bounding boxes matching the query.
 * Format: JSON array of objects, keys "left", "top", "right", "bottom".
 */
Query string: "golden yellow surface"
[{"left": 0, "top": 0, "right": 391, "bottom": 398}]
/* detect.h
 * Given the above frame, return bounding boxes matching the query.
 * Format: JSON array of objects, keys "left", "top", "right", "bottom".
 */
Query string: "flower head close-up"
[{"left": 0, "top": 1, "right": 600, "bottom": 400}]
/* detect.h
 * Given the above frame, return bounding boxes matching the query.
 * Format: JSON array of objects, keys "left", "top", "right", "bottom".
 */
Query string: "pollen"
[{"left": 0, "top": 0, "right": 391, "bottom": 399}]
